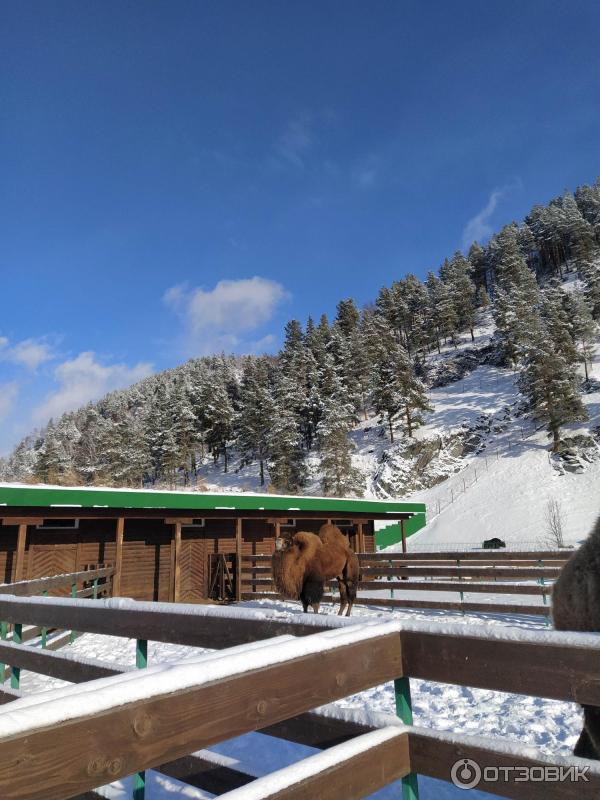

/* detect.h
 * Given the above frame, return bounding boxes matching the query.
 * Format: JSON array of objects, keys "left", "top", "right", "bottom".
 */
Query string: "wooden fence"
[
  {"left": 0, "top": 565, "right": 113, "bottom": 690},
  {"left": 241, "top": 550, "right": 572, "bottom": 616},
  {"left": 0, "top": 595, "right": 598, "bottom": 799}
]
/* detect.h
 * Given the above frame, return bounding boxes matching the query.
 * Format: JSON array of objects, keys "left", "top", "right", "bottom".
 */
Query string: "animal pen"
[
  {"left": 0, "top": 485, "right": 425, "bottom": 602},
  {"left": 0, "top": 484, "right": 597, "bottom": 798}
]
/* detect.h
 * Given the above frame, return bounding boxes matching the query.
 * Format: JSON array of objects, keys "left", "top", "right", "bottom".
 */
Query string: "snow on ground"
[{"left": 14, "top": 598, "right": 586, "bottom": 800}]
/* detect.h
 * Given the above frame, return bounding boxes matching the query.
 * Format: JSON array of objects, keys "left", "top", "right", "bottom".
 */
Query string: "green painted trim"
[
  {"left": 395, "top": 677, "right": 419, "bottom": 800},
  {"left": 136, "top": 639, "right": 148, "bottom": 670},
  {"left": 135, "top": 639, "right": 148, "bottom": 799},
  {"left": 375, "top": 513, "right": 427, "bottom": 549},
  {"left": 0, "top": 485, "right": 425, "bottom": 517},
  {"left": 11, "top": 624, "right": 22, "bottom": 690}
]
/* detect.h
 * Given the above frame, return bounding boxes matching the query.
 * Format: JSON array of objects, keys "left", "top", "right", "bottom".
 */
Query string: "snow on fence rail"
[
  {"left": 242, "top": 550, "right": 571, "bottom": 617},
  {"left": 0, "top": 597, "right": 599, "bottom": 799}
]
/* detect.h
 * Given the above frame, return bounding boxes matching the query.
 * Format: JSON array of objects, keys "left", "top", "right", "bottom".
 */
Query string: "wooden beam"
[
  {"left": 215, "top": 730, "right": 410, "bottom": 800},
  {"left": 112, "top": 517, "right": 124, "bottom": 597},
  {"left": 0, "top": 640, "right": 122, "bottom": 683},
  {"left": 13, "top": 524, "right": 27, "bottom": 583},
  {"left": 0, "top": 518, "right": 41, "bottom": 526},
  {"left": 356, "top": 522, "right": 365, "bottom": 553},
  {"left": 0, "top": 567, "right": 113, "bottom": 598},
  {"left": 164, "top": 518, "right": 194, "bottom": 525},
  {"left": 235, "top": 518, "right": 242, "bottom": 602},
  {"left": 400, "top": 518, "right": 407, "bottom": 554},
  {"left": 0, "top": 632, "right": 402, "bottom": 800},
  {"left": 173, "top": 521, "right": 182, "bottom": 603}
]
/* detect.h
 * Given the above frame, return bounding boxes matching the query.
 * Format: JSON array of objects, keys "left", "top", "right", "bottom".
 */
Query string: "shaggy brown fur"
[
  {"left": 271, "top": 524, "right": 361, "bottom": 616},
  {"left": 318, "top": 524, "right": 362, "bottom": 616},
  {"left": 552, "top": 517, "right": 600, "bottom": 760}
]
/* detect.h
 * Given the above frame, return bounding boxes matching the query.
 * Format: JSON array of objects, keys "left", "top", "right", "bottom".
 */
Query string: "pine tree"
[
  {"left": 569, "top": 291, "right": 598, "bottom": 381},
  {"left": 236, "top": 358, "right": 276, "bottom": 486},
  {"left": 519, "top": 317, "right": 587, "bottom": 451},
  {"left": 335, "top": 298, "right": 360, "bottom": 337},
  {"left": 201, "top": 376, "right": 235, "bottom": 473},
  {"left": 317, "top": 397, "right": 364, "bottom": 497},
  {"left": 372, "top": 338, "right": 432, "bottom": 442},
  {"left": 36, "top": 422, "right": 69, "bottom": 483},
  {"left": 445, "top": 252, "right": 478, "bottom": 341},
  {"left": 267, "top": 389, "right": 306, "bottom": 494}
]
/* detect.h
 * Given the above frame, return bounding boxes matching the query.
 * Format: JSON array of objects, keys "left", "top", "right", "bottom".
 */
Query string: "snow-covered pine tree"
[
  {"left": 335, "top": 298, "right": 360, "bottom": 337},
  {"left": 568, "top": 290, "right": 598, "bottom": 381},
  {"left": 236, "top": 357, "right": 276, "bottom": 486},
  {"left": 445, "top": 252, "right": 478, "bottom": 341},
  {"left": 200, "top": 375, "right": 235, "bottom": 473},
  {"left": 518, "top": 316, "right": 588, "bottom": 451},
  {"left": 540, "top": 282, "right": 579, "bottom": 366},
  {"left": 372, "top": 333, "right": 432, "bottom": 442},
  {"left": 35, "top": 422, "right": 69, "bottom": 484},
  {"left": 317, "top": 394, "right": 363, "bottom": 497},
  {"left": 267, "top": 383, "right": 306, "bottom": 494}
]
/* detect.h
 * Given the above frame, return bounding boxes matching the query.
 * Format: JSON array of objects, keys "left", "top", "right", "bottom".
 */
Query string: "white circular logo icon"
[{"left": 451, "top": 758, "right": 482, "bottom": 789}]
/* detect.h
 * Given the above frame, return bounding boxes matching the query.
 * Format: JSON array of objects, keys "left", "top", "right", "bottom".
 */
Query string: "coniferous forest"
[{"left": 3, "top": 179, "right": 600, "bottom": 496}]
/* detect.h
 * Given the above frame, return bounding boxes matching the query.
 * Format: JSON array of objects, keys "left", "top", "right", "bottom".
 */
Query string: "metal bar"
[
  {"left": 41, "top": 590, "right": 48, "bottom": 648},
  {"left": 135, "top": 638, "right": 148, "bottom": 799},
  {"left": 395, "top": 677, "right": 419, "bottom": 799},
  {"left": 10, "top": 624, "right": 22, "bottom": 690}
]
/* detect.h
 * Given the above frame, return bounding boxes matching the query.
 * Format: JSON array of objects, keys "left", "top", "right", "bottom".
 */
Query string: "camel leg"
[
  {"left": 338, "top": 578, "right": 348, "bottom": 616},
  {"left": 580, "top": 706, "right": 600, "bottom": 760},
  {"left": 311, "top": 602, "right": 320, "bottom": 614}
]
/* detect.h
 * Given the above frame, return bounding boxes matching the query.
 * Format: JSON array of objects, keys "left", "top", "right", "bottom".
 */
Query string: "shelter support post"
[
  {"left": 112, "top": 517, "right": 125, "bottom": 597},
  {"left": 395, "top": 676, "right": 419, "bottom": 799},
  {"left": 235, "top": 518, "right": 242, "bottom": 602}
]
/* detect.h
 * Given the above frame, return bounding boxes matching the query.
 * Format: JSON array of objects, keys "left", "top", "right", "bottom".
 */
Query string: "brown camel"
[
  {"left": 272, "top": 524, "right": 361, "bottom": 616},
  {"left": 552, "top": 517, "right": 600, "bottom": 760}
]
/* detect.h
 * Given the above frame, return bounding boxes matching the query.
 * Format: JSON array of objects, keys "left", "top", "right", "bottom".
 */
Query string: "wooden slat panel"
[{"left": 0, "top": 632, "right": 402, "bottom": 800}]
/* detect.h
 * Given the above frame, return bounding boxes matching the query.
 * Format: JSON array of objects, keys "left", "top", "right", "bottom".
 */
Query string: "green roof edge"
[{"left": 0, "top": 485, "right": 426, "bottom": 515}]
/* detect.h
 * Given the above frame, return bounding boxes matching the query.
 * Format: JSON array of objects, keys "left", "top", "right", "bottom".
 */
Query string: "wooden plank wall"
[{"left": 0, "top": 517, "right": 376, "bottom": 602}]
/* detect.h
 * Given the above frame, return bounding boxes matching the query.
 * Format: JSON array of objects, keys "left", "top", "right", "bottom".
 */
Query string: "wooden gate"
[{"left": 207, "top": 553, "right": 236, "bottom": 601}]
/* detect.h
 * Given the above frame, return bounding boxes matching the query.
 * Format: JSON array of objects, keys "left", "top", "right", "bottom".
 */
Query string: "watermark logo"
[
  {"left": 451, "top": 759, "right": 589, "bottom": 790},
  {"left": 451, "top": 759, "right": 482, "bottom": 789}
]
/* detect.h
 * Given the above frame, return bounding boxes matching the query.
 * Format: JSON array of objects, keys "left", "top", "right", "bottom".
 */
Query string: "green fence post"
[
  {"left": 0, "top": 621, "right": 7, "bottom": 682},
  {"left": 70, "top": 582, "right": 77, "bottom": 644},
  {"left": 134, "top": 639, "right": 148, "bottom": 800},
  {"left": 395, "top": 677, "right": 419, "bottom": 799},
  {"left": 41, "top": 590, "right": 48, "bottom": 648},
  {"left": 11, "top": 623, "right": 22, "bottom": 690},
  {"left": 92, "top": 577, "right": 99, "bottom": 600}
]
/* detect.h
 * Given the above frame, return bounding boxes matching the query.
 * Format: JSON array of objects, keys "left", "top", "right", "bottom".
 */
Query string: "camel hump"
[{"left": 318, "top": 523, "right": 351, "bottom": 551}]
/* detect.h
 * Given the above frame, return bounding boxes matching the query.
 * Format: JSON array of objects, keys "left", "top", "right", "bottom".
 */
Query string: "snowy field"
[{"left": 15, "top": 598, "right": 586, "bottom": 800}]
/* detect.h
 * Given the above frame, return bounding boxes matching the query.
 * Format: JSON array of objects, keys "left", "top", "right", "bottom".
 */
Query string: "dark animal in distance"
[
  {"left": 271, "top": 523, "right": 361, "bottom": 616},
  {"left": 552, "top": 516, "right": 600, "bottom": 760},
  {"left": 482, "top": 537, "right": 506, "bottom": 550}
]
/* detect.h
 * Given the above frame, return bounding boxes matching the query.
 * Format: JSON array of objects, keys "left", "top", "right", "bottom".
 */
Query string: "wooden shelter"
[{"left": 0, "top": 485, "right": 425, "bottom": 603}]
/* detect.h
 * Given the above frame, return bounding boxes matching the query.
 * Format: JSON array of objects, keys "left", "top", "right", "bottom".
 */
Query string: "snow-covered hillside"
[{"left": 194, "top": 309, "right": 600, "bottom": 551}]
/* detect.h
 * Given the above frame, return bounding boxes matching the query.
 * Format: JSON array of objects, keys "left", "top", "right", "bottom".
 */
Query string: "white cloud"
[
  {"left": 34, "top": 352, "right": 153, "bottom": 424},
  {"left": 0, "top": 382, "right": 19, "bottom": 423},
  {"left": 276, "top": 113, "right": 314, "bottom": 168},
  {"left": 461, "top": 180, "right": 522, "bottom": 250},
  {"left": 0, "top": 336, "right": 55, "bottom": 370},
  {"left": 164, "top": 276, "right": 289, "bottom": 355}
]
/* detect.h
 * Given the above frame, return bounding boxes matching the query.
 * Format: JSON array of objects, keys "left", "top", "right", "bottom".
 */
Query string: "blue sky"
[{"left": 2, "top": 0, "right": 600, "bottom": 453}]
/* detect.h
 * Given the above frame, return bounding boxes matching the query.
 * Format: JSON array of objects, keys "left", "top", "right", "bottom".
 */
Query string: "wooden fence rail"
[
  {"left": 241, "top": 550, "right": 569, "bottom": 616},
  {"left": 0, "top": 600, "right": 599, "bottom": 799}
]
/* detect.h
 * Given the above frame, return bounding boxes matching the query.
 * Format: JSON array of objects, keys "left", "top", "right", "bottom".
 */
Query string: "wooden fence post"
[
  {"left": 112, "top": 517, "right": 125, "bottom": 597},
  {"left": 173, "top": 522, "right": 182, "bottom": 603},
  {"left": 235, "top": 518, "right": 242, "bottom": 602},
  {"left": 395, "top": 677, "right": 419, "bottom": 799},
  {"left": 14, "top": 523, "right": 27, "bottom": 583}
]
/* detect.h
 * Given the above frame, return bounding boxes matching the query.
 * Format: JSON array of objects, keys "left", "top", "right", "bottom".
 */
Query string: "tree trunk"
[
  {"left": 470, "top": 327, "right": 475, "bottom": 342},
  {"left": 223, "top": 445, "right": 228, "bottom": 473},
  {"left": 584, "top": 358, "right": 589, "bottom": 382},
  {"left": 388, "top": 417, "right": 394, "bottom": 444},
  {"left": 405, "top": 406, "right": 413, "bottom": 438},
  {"left": 552, "top": 426, "right": 561, "bottom": 452},
  {"left": 259, "top": 459, "right": 264, "bottom": 486}
]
